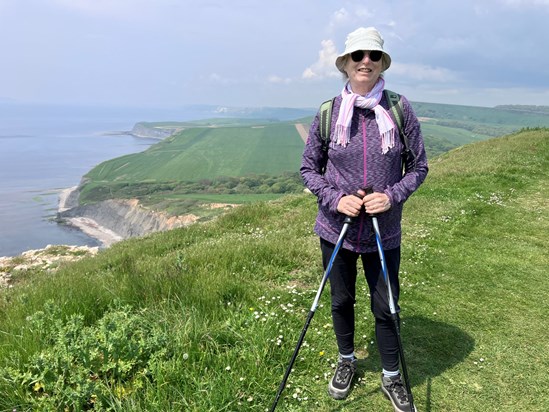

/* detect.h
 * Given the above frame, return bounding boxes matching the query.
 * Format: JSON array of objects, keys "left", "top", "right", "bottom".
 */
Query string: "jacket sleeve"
[
  {"left": 300, "top": 111, "right": 345, "bottom": 213},
  {"left": 384, "top": 95, "right": 429, "bottom": 205}
]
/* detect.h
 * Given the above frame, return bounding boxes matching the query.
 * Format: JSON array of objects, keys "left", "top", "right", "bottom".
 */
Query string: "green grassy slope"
[
  {"left": 88, "top": 123, "right": 304, "bottom": 182},
  {"left": 0, "top": 129, "right": 547, "bottom": 411}
]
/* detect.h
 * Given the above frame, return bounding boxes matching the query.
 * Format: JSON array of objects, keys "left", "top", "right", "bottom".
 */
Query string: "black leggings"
[{"left": 320, "top": 238, "right": 401, "bottom": 372}]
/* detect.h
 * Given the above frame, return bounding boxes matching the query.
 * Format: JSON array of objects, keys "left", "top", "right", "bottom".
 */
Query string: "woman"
[{"left": 300, "top": 27, "right": 428, "bottom": 412}]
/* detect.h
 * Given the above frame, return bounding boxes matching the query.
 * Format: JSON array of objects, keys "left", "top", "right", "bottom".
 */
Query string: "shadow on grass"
[{"left": 331, "top": 315, "right": 474, "bottom": 412}]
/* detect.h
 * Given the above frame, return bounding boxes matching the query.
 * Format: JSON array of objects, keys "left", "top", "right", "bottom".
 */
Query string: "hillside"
[
  {"left": 131, "top": 102, "right": 549, "bottom": 158},
  {"left": 0, "top": 129, "right": 547, "bottom": 411},
  {"left": 72, "top": 103, "right": 549, "bottom": 221},
  {"left": 77, "top": 120, "right": 307, "bottom": 218}
]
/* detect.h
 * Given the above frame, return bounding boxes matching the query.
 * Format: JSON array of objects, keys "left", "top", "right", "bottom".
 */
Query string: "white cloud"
[
  {"left": 390, "top": 63, "right": 459, "bottom": 83},
  {"left": 204, "top": 73, "right": 242, "bottom": 86},
  {"left": 302, "top": 39, "right": 340, "bottom": 80},
  {"left": 431, "top": 36, "right": 471, "bottom": 53},
  {"left": 205, "top": 72, "right": 291, "bottom": 88},
  {"left": 268, "top": 75, "right": 292, "bottom": 84},
  {"left": 355, "top": 6, "right": 375, "bottom": 19},
  {"left": 208, "top": 73, "right": 223, "bottom": 82},
  {"left": 328, "top": 8, "right": 351, "bottom": 31}
]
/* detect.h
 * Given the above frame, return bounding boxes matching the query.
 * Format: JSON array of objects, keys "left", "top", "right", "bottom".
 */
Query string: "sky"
[{"left": 1, "top": 0, "right": 549, "bottom": 110}]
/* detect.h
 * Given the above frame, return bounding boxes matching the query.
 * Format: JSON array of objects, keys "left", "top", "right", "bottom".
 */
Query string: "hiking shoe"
[
  {"left": 381, "top": 374, "right": 415, "bottom": 412},
  {"left": 327, "top": 357, "right": 357, "bottom": 400}
]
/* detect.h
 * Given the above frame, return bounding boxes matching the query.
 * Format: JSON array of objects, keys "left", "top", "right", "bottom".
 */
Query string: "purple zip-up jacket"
[{"left": 300, "top": 92, "right": 428, "bottom": 253}]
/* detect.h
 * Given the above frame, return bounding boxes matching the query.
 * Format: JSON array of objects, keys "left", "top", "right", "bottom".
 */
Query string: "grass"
[
  {"left": 0, "top": 129, "right": 547, "bottom": 411},
  {"left": 84, "top": 123, "right": 304, "bottom": 184}
]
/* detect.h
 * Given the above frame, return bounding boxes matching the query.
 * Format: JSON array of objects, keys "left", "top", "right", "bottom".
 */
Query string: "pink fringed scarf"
[{"left": 333, "top": 78, "right": 396, "bottom": 154}]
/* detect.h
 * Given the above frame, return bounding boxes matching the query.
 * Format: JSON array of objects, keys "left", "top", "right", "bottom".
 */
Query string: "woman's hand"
[
  {"left": 337, "top": 190, "right": 391, "bottom": 217},
  {"left": 363, "top": 191, "right": 391, "bottom": 214},
  {"left": 337, "top": 194, "right": 365, "bottom": 217}
]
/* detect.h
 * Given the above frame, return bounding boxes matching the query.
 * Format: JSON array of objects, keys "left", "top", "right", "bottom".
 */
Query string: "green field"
[
  {"left": 0, "top": 128, "right": 547, "bottom": 411},
  {"left": 88, "top": 123, "right": 304, "bottom": 182}
]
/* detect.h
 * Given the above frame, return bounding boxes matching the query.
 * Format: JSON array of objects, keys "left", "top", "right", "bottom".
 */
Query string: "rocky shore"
[{"left": 0, "top": 244, "right": 99, "bottom": 289}]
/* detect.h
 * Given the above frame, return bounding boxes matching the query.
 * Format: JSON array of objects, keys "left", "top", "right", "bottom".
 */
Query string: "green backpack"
[{"left": 318, "top": 89, "right": 415, "bottom": 174}]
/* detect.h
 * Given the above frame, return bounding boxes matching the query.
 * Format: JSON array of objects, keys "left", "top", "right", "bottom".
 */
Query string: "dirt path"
[{"left": 294, "top": 123, "right": 309, "bottom": 143}]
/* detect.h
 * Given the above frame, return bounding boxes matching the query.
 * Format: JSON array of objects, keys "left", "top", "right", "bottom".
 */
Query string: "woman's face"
[{"left": 344, "top": 50, "right": 383, "bottom": 94}]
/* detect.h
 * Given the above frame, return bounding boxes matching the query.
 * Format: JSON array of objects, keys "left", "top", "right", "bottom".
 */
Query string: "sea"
[{"left": 0, "top": 102, "right": 221, "bottom": 257}]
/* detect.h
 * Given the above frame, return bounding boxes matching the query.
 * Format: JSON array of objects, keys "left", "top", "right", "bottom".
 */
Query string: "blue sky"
[{"left": 1, "top": 0, "right": 548, "bottom": 109}]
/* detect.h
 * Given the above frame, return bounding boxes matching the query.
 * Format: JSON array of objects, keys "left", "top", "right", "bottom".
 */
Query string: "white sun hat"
[{"left": 335, "top": 27, "right": 392, "bottom": 73}]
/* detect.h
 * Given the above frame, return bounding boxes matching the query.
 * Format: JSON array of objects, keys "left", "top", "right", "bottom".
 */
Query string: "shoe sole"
[{"left": 327, "top": 382, "right": 350, "bottom": 400}]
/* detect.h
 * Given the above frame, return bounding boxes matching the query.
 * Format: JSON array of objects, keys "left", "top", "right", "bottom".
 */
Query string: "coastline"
[
  {"left": 58, "top": 187, "right": 123, "bottom": 247},
  {"left": 53, "top": 124, "right": 186, "bottom": 249}
]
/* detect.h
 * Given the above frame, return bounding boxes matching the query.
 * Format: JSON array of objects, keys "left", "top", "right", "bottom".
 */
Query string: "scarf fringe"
[
  {"left": 334, "top": 124, "right": 350, "bottom": 147},
  {"left": 381, "top": 129, "right": 395, "bottom": 154}
]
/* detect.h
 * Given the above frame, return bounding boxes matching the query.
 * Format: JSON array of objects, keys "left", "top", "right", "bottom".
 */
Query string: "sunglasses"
[{"left": 350, "top": 50, "right": 383, "bottom": 63}]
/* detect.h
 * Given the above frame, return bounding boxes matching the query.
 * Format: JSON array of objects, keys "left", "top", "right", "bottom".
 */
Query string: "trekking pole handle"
[
  {"left": 343, "top": 187, "right": 372, "bottom": 223},
  {"left": 363, "top": 187, "right": 375, "bottom": 216},
  {"left": 346, "top": 187, "right": 375, "bottom": 216},
  {"left": 353, "top": 187, "right": 373, "bottom": 200},
  {"left": 342, "top": 191, "right": 365, "bottom": 224}
]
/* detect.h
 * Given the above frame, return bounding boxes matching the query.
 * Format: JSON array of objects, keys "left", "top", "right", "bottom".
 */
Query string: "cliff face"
[
  {"left": 58, "top": 187, "right": 197, "bottom": 245},
  {"left": 60, "top": 199, "right": 197, "bottom": 238}
]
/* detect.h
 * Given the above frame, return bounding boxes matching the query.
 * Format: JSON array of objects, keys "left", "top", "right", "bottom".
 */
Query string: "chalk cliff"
[{"left": 57, "top": 187, "right": 197, "bottom": 246}]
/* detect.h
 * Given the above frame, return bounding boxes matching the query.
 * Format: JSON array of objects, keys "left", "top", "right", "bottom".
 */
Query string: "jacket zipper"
[{"left": 355, "top": 115, "right": 367, "bottom": 249}]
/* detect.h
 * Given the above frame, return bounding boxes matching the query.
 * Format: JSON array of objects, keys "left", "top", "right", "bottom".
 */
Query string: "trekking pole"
[
  {"left": 269, "top": 216, "right": 353, "bottom": 412},
  {"left": 370, "top": 209, "right": 416, "bottom": 412}
]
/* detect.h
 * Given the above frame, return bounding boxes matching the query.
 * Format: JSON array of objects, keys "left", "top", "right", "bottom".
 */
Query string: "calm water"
[{"left": 0, "top": 103, "right": 217, "bottom": 257}]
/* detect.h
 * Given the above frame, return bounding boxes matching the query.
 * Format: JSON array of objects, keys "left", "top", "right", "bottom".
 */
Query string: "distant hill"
[
  {"left": 493, "top": 104, "right": 549, "bottom": 114},
  {"left": 131, "top": 101, "right": 549, "bottom": 160},
  {"left": 210, "top": 105, "right": 316, "bottom": 120}
]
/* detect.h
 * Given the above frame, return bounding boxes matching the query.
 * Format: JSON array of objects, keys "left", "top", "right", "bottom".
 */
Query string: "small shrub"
[{"left": 1, "top": 301, "right": 170, "bottom": 411}]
